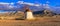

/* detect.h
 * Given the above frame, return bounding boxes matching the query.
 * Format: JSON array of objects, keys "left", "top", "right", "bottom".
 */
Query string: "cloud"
[
  {"left": 0, "top": 2, "right": 9, "bottom": 4},
  {"left": 0, "top": 2, "right": 15, "bottom": 10},
  {"left": 0, "top": 1, "right": 41, "bottom": 10},
  {"left": 17, "top": 1, "right": 40, "bottom": 6}
]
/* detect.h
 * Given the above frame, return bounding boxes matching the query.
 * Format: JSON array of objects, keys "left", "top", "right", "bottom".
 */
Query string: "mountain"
[{"left": 0, "top": 1, "right": 60, "bottom": 14}]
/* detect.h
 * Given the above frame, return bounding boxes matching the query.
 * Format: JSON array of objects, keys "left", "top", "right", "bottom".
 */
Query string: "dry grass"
[
  {"left": 0, "top": 12, "right": 60, "bottom": 26},
  {"left": 0, "top": 17, "right": 60, "bottom": 26}
]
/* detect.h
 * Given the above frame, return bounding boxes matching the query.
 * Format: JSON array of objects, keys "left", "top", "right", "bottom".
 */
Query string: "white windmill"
[{"left": 24, "top": 5, "right": 35, "bottom": 20}]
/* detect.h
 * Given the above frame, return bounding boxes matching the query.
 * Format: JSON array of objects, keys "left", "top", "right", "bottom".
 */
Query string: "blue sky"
[
  {"left": 0, "top": 0, "right": 60, "bottom": 14},
  {"left": 0, "top": 0, "right": 60, "bottom": 6}
]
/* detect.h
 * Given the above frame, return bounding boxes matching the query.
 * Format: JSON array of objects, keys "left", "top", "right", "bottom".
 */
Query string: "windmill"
[{"left": 23, "top": 5, "right": 35, "bottom": 20}]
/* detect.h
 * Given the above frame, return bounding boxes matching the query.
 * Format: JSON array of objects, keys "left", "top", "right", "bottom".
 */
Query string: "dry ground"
[{"left": 0, "top": 17, "right": 60, "bottom": 26}]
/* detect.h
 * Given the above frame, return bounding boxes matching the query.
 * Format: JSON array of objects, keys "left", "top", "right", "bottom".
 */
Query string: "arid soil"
[{"left": 0, "top": 17, "right": 60, "bottom": 26}]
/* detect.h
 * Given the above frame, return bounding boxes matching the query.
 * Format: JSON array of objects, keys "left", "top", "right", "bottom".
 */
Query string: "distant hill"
[{"left": 33, "top": 10, "right": 44, "bottom": 15}]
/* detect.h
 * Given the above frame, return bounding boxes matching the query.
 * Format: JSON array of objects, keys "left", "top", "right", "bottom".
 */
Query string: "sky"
[
  {"left": 0, "top": 0, "right": 60, "bottom": 6},
  {"left": 0, "top": 0, "right": 60, "bottom": 14}
]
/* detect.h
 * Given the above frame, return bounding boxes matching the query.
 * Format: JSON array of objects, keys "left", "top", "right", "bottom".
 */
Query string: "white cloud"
[
  {"left": 0, "top": 2, "right": 10, "bottom": 5},
  {"left": 10, "top": 2, "right": 14, "bottom": 5},
  {"left": 17, "top": 1, "right": 24, "bottom": 4},
  {"left": 34, "top": 4, "right": 40, "bottom": 6},
  {"left": 17, "top": 1, "right": 40, "bottom": 6}
]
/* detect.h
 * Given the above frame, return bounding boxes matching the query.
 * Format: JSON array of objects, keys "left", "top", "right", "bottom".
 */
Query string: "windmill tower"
[{"left": 24, "top": 5, "right": 35, "bottom": 20}]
